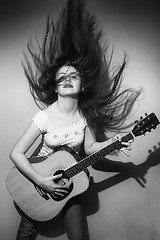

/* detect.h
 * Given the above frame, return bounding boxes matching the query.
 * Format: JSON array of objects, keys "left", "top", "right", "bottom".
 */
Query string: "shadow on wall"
[{"left": 13, "top": 142, "right": 160, "bottom": 239}]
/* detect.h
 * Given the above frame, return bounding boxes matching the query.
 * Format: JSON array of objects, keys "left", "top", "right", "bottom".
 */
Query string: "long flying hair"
[{"left": 22, "top": 0, "right": 141, "bottom": 136}]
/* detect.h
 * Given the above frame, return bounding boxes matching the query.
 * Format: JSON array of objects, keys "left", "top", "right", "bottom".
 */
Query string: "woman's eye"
[
  {"left": 71, "top": 75, "right": 79, "bottom": 80},
  {"left": 56, "top": 77, "right": 64, "bottom": 83}
]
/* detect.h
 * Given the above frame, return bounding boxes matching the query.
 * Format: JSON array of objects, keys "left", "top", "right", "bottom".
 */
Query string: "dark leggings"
[{"left": 16, "top": 196, "right": 87, "bottom": 240}]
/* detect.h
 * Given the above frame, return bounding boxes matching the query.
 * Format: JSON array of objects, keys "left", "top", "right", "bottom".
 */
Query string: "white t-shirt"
[{"left": 32, "top": 110, "right": 87, "bottom": 156}]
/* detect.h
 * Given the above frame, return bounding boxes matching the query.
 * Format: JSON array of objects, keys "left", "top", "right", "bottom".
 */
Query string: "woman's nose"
[{"left": 65, "top": 76, "right": 71, "bottom": 82}]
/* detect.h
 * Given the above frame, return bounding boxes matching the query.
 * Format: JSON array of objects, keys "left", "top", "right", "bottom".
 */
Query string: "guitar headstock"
[{"left": 132, "top": 113, "right": 160, "bottom": 137}]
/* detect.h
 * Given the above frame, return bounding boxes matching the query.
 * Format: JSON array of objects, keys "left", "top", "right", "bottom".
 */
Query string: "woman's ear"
[
  {"left": 81, "top": 87, "right": 84, "bottom": 92},
  {"left": 54, "top": 86, "right": 58, "bottom": 93},
  {"left": 81, "top": 85, "right": 84, "bottom": 92}
]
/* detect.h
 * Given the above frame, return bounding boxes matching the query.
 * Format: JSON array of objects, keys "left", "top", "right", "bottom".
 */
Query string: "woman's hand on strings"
[
  {"left": 113, "top": 134, "right": 133, "bottom": 157},
  {"left": 38, "top": 174, "right": 70, "bottom": 197}
]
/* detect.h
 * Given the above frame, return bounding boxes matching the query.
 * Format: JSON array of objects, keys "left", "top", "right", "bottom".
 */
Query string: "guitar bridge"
[{"left": 34, "top": 185, "right": 50, "bottom": 200}]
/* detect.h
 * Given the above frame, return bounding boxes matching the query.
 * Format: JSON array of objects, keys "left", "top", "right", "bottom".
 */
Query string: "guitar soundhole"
[{"left": 51, "top": 170, "right": 73, "bottom": 201}]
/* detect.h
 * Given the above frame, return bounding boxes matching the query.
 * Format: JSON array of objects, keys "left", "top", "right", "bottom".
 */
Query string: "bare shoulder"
[
  {"left": 43, "top": 103, "right": 60, "bottom": 120},
  {"left": 43, "top": 102, "right": 58, "bottom": 115}
]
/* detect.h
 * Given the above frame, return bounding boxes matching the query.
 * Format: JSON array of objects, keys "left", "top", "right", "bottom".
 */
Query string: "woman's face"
[{"left": 55, "top": 66, "right": 82, "bottom": 97}]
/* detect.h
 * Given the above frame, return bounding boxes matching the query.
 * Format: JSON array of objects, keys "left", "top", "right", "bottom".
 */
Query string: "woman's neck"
[{"left": 56, "top": 96, "right": 79, "bottom": 116}]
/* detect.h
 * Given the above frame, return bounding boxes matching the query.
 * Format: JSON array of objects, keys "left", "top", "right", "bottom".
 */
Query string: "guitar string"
[{"left": 65, "top": 133, "right": 133, "bottom": 178}]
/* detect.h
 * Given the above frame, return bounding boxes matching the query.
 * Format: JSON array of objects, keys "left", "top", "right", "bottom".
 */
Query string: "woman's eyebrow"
[{"left": 57, "top": 71, "right": 79, "bottom": 78}]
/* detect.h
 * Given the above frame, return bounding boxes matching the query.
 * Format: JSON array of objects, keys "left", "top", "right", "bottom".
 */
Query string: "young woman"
[{"left": 10, "top": 0, "right": 141, "bottom": 239}]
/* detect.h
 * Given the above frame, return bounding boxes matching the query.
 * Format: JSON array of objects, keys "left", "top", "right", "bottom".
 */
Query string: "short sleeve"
[{"left": 32, "top": 111, "right": 48, "bottom": 133}]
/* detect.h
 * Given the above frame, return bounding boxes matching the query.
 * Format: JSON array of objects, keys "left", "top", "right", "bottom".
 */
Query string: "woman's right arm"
[
  {"left": 9, "top": 122, "right": 45, "bottom": 185},
  {"left": 10, "top": 122, "right": 68, "bottom": 196}
]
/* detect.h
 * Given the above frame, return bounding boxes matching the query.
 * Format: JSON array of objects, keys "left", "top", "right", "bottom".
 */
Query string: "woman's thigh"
[
  {"left": 62, "top": 196, "right": 88, "bottom": 240},
  {"left": 16, "top": 214, "right": 38, "bottom": 240}
]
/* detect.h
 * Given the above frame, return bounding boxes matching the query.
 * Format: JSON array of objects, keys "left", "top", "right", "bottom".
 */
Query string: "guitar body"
[
  {"left": 6, "top": 113, "right": 160, "bottom": 221},
  {"left": 6, "top": 148, "right": 89, "bottom": 221}
]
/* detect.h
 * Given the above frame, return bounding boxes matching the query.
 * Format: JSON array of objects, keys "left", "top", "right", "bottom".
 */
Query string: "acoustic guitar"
[{"left": 6, "top": 113, "right": 159, "bottom": 221}]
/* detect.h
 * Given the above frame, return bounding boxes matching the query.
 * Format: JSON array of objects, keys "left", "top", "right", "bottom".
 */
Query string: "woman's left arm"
[{"left": 84, "top": 126, "right": 132, "bottom": 157}]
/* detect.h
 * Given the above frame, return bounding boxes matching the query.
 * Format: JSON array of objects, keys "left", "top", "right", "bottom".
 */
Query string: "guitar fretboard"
[{"left": 65, "top": 132, "right": 134, "bottom": 178}]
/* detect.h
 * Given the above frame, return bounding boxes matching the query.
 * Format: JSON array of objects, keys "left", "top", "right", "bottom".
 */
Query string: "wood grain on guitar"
[{"left": 5, "top": 113, "right": 160, "bottom": 221}]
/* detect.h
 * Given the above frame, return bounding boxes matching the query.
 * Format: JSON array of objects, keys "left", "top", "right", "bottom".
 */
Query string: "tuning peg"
[
  {"left": 145, "top": 113, "right": 148, "bottom": 116},
  {"left": 151, "top": 123, "right": 156, "bottom": 129},
  {"left": 140, "top": 116, "right": 143, "bottom": 120},
  {"left": 135, "top": 120, "right": 139, "bottom": 123}
]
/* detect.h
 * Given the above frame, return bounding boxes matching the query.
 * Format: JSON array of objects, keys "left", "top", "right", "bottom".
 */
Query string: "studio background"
[{"left": 0, "top": 0, "right": 160, "bottom": 239}]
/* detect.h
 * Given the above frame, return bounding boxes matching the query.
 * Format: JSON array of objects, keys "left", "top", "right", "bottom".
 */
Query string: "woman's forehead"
[{"left": 57, "top": 66, "right": 78, "bottom": 77}]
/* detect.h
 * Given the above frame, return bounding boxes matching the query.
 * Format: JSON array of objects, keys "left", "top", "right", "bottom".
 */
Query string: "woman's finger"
[
  {"left": 48, "top": 174, "right": 62, "bottom": 181},
  {"left": 120, "top": 147, "right": 131, "bottom": 157}
]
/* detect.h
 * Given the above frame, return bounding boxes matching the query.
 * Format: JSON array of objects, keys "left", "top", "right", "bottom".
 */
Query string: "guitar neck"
[{"left": 65, "top": 132, "right": 135, "bottom": 179}]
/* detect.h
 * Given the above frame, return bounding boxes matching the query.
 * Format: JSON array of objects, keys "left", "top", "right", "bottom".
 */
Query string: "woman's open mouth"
[{"left": 63, "top": 84, "right": 73, "bottom": 88}]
